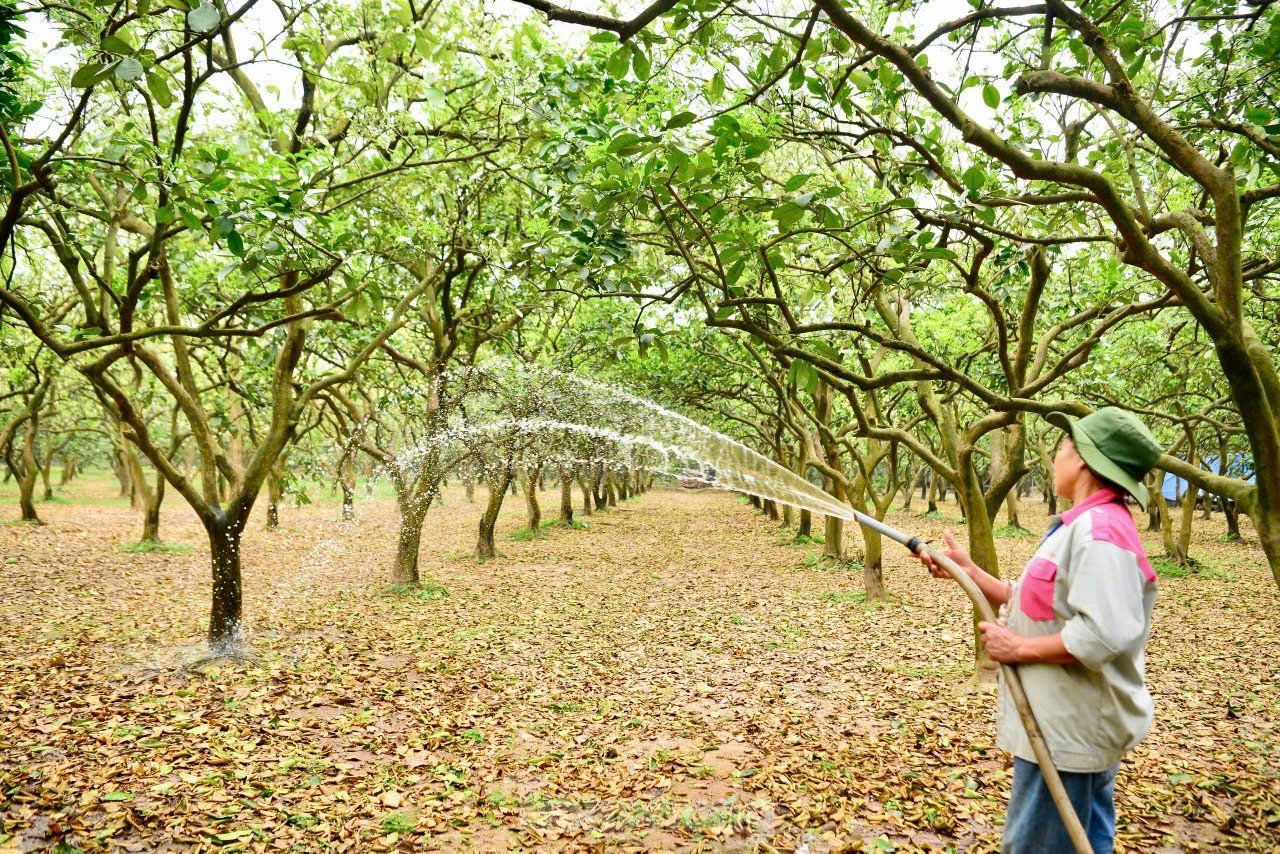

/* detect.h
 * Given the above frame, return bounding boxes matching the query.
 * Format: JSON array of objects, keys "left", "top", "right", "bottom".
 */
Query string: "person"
[{"left": 918, "top": 408, "right": 1163, "bottom": 854}]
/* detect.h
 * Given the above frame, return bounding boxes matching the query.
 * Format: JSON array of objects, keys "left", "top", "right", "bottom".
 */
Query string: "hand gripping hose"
[{"left": 850, "top": 508, "right": 1093, "bottom": 854}]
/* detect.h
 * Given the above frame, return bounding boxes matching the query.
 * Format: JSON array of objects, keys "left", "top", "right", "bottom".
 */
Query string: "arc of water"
[{"left": 346, "top": 361, "right": 1089, "bottom": 853}]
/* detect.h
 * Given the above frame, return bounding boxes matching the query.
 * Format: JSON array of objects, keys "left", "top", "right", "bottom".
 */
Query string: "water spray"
[{"left": 341, "top": 362, "right": 1091, "bottom": 853}]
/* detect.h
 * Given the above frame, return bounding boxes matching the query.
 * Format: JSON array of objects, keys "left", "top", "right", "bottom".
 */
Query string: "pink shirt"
[{"left": 997, "top": 488, "right": 1158, "bottom": 773}]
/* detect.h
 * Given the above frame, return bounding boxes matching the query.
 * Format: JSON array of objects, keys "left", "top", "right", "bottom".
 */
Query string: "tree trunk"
[
  {"left": 926, "top": 471, "right": 938, "bottom": 514},
  {"left": 560, "top": 473, "right": 574, "bottom": 523},
  {"left": 899, "top": 469, "right": 915, "bottom": 511},
  {"left": 1178, "top": 477, "right": 1197, "bottom": 563},
  {"left": 40, "top": 456, "right": 54, "bottom": 501},
  {"left": 1224, "top": 499, "right": 1241, "bottom": 540},
  {"left": 763, "top": 499, "right": 779, "bottom": 521},
  {"left": 863, "top": 528, "right": 885, "bottom": 601},
  {"left": 465, "top": 479, "right": 475, "bottom": 503},
  {"left": 111, "top": 450, "right": 130, "bottom": 497},
  {"left": 477, "top": 469, "right": 513, "bottom": 559},
  {"left": 592, "top": 465, "right": 608, "bottom": 511},
  {"left": 265, "top": 474, "right": 283, "bottom": 531},
  {"left": 797, "top": 509, "right": 812, "bottom": 538},
  {"left": 822, "top": 469, "right": 845, "bottom": 561},
  {"left": 206, "top": 513, "right": 247, "bottom": 655},
  {"left": 59, "top": 453, "right": 76, "bottom": 486},
  {"left": 393, "top": 499, "right": 427, "bottom": 585},
  {"left": 60, "top": 453, "right": 78, "bottom": 484},
  {"left": 606, "top": 474, "right": 618, "bottom": 507},
  {"left": 1156, "top": 471, "right": 1186, "bottom": 565},
  {"left": 141, "top": 476, "right": 164, "bottom": 543},
  {"left": 578, "top": 476, "right": 593, "bottom": 515},
  {"left": 18, "top": 421, "right": 40, "bottom": 523},
  {"left": 852, "top": 487, "right": 887, "bottom": 601},
  {"left": 824, "top": 511, "right": 843, "bottom": 560},
  {"left": 1004, "top": 491, "right": 1022, "bottom": 529},
  {"left": 341, "top": 481, "right": 355, "bottom": 521},
  {"left": 524, "top": 466, "right": 542, "bottom": 531},
  {"left": 339, "top": 455, "right": 356, "bottom": 521},
  {"left": 749, "top": 494, "right": 761, "bottom": 509},
  {"left": 956, "top": 464, "right": 999, "bottom": 682},
  {"left": 118, "top": 430, "right": 145, "bottom": 511}
]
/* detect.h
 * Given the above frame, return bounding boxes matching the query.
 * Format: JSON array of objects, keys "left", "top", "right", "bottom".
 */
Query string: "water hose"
[{"left": 849, "top": 508, "right": 1093, "bottom": 854}]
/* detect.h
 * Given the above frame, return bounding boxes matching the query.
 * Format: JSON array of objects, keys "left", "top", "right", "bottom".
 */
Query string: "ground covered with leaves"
[{"left": 2, "top": 476, "right": 1278, "bottom": 852}]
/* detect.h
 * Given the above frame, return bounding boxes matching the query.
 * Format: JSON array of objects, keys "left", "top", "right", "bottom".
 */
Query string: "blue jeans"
[{"left": 1003, "top": 757, "right": 1117, "bottom": 854}]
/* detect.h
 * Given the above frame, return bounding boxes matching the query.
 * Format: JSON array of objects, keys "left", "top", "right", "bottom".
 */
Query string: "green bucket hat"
[{"left": 1045, "top": 407, "right": 1163, "bottom": 510}]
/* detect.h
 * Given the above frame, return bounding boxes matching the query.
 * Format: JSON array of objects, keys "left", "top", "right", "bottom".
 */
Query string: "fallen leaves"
[{"left": 0, "top": 479, "right": 1277, "bottom": 851}]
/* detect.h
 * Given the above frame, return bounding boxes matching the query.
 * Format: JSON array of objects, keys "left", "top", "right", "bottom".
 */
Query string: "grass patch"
[
  {"left": 381, "top": 812, "right": 417, "bottom": 834},
  {"left": 382, "top": 581, "right": 448, "bottom": 601},
  {"left": 1153, "top": 556, "right": 1191, "bottom": 579},
  {"left": 509, "top": 527, "right": 547, "bottom": 541},
  {"left": 919, "top": 510, "right": 953, "bottom": 521},
  {"left": 119, "top": 540, "right": 195, "bottom": 555},
  {"left": 1153, "top": 556, "right": 1235, "bottom": 581},
  {"left": 801, "top": 552, "right": 863, "bottom": 571},
  {"left": 880, "top": 660, "right": 970, "bottom": 679},
  {"left": 542, "top": 518, "right": 588, "bottom": 530},
  {"left": 819, "top": 590, "right": 867, "bottom": 605},
  {"left": 994, "top": 525, "right": 1034, "bottom": 538}
]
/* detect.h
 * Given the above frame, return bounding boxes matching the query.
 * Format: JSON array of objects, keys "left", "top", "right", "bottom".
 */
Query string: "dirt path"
[{"left": 1, "top": 482, "right": 1277, "bottom": 851}]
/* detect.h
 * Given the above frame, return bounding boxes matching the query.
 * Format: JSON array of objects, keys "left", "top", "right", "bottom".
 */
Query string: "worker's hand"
[
  {"left": 917, "top": 529, "right": 975, "bottom": 580},
  {"left": 978, "top": 621, "right": 1024, "bottom": 663}
]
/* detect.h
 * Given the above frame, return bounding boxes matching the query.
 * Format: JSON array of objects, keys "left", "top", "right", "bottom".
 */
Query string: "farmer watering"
[{"left": 918, "top": 407, "right": 1163, "bottom": 854}]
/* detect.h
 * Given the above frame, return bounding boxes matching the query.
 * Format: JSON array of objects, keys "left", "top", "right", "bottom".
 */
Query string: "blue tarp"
[{"left": 1161, "top": 453, "right": 1255, "bottom": 501}]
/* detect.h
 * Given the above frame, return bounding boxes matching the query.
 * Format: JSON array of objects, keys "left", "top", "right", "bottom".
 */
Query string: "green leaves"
[
  {"left": 708, "top": 72, "right": 725, "bottom": 100},
  {"left": 348, "top": 290, "right": 374, "bottom": 323},
  {"left": 116, "top": 57, "right": 144, "bottom": 82},
  {"left": 71, "top": 62, "right": 112, "bottom": 88},
  {"left": 604, "top": 43, "right": 651, "bottom": 81},
  {"left": 790, "top": 359, "right": 820, "bottom": 394},
  {"left": 784, "top": 174, "right": 813, "bottom": 192},
  {"left": 606, "top": 132, "right": 649, "bottom": 157},
  {"left": 961, "top": 165, "right": 986, "bottom": 193},
  {"left": 665, "top": 111, "right": 697, "bottom": 130},
  {"left": 1244, "top": 107, "right": 1273, "bottom": 126},
  {"left": 147, "top": 71, "right": 174, "bottom": 107},
  {"left": 773, "top": 201, "right": 805, "bottom": 230},
  {"left": 606, "top": 47, "right": 630, "bottom": 80},
  {"left": 982, "top": 84, "right": 1000, "bottom": 109},
  {"left": 632, "top": 46, "right": 651, "bottom": 80},
  {"left": 101, "top": 35, "right": 136, "bottom": 55},
  {"left": 187, "top": 2, "right": 220, "bottom": 33}
]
